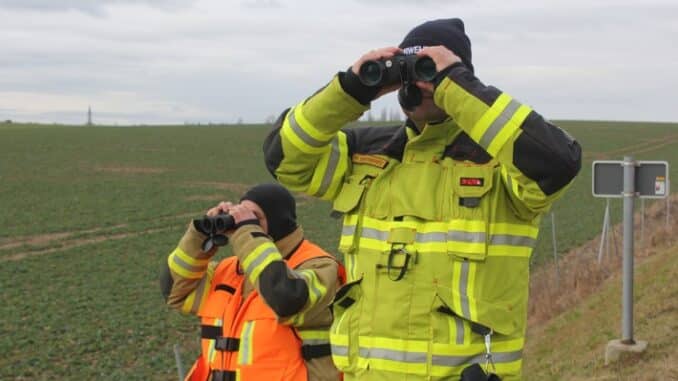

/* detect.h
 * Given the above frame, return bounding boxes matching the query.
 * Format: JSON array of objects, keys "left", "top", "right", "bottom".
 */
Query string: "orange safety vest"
[{"left": 185, "top": 240, "right": 344, "bottom": 381}]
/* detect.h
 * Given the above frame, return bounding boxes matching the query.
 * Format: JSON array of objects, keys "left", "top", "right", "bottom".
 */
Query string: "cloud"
[
  {"left": 0, "top": 0, "right": 190, "bottom": 16},
  {"left": 1, "top": 0, "right": 677, "bottom": 124}
]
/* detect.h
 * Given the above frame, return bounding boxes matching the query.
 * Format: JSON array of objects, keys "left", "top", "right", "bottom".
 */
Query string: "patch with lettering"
[
  {"left": 352, "top": 154, "right": 388, "bottom": 169},
  {"left": 460, "top": 177, "right": 484, "bottom": 187}
]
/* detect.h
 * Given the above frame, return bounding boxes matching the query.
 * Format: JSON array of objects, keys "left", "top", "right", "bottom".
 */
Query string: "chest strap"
[
  {"left": 301, "top": 343, "right": 332, "bottom": 360},
  {"left": 211, "top": 370, "right": 237, "bottom": 381}
]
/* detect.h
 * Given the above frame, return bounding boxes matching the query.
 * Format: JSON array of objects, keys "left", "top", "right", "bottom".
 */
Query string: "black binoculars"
[
  {"left": 358, "top": 54, "right": 437, "bottom": 87},
  {"left": 195, "top": 213, "right": 235, "bottom": 235},
  {"left": 194, "top": 214, "right": 235, "bottom": 251}
]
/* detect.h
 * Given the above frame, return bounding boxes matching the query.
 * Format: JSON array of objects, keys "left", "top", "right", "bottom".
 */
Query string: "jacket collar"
[{"left": 274, "top": 226, "right": 304, "bottom": 259}]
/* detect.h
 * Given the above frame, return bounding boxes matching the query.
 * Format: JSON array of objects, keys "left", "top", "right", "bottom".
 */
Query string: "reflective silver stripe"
[
  {"left": 416, "top": 231, "right": 447, "bottom": 243},
  {"left": 296, "top": 270, "right": 323, "bottom": 302},
  {"left": 455, "top": 316, "right": 465, "bottom": 345},
  {"left": 189, "top": 277, "right": 209, "bottom": 314},
  {"left": 342, "top": 225, "right": 355, "bottom": 236},
  {"left": 240, "top": 322, "right": 254, "bottom": 364},
  {"left": 360, "top": 227, "right": 388, "bottom": 241},
  {"left": 244, "top": 246, "right": 278, "bottom": 274},
  {"left": 344, "top": 225, "right": 486, "bottom": 245},
  {"left": 432, "top": 349, "right": 523, "bottom": 367},
  {"left": 172, "top": 254, "right": 207, "bottom": 274},
  {"left": 289, "top": 111, "right": 326, "bottom": 148},
  {"left": 360, "top": 347, "right": 427, "bottom": 363},
  {"left": 490, "top": 234, "right": 536, "bottom": 247},
  {"left": 459, "top": 261, "right": 471, "bottom": 319},
  {"left": 302, "top": 339, "right": 330, "bottom": 346},
  {"left": 480, "top": 99, "right": 522, "bottom": 149},
  {"left": 332, "top": 345, "right": 348, "bottom": 356},
  {"left": 448, "top": 231, "right": 486, "bottom": 244},
  {"left": 315, "top": 136, "right": 341, "bottom": 197}
]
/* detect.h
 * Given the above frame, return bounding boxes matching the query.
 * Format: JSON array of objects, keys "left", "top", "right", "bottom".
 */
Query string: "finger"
[{"left": 415, "top": 81, "right": 435, "bottom": 93}]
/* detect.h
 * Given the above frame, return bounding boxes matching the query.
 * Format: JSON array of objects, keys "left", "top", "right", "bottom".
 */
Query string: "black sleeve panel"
[
  {"left": 342, "top": 124, "right": 404, "bottom": 157},
  {"left": 159, "top": 263, "right": 173, "bottom": 302},
  {"left": 258, "top": 261, "right": 310, "bottom": 318},
  {"left": 338, "top": 68, "right": 380, "bottom": 106},
  {"left": 435, "top": 63, "right": 501, "bottom": 107},
  {"left": 514, "top": 112, "right": 582, "bottom": 195},
  {"left": 262, "top": 108, "right": 290, "bottom": 178}
]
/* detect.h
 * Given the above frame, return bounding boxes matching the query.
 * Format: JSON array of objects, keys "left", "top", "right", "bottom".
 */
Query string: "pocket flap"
[
  {"left": 332, "top": 182, "right": 365, "bottom": 214},
  {"left": 331, "top": 278, "right": 363, "bottom": 314},
  {"left": 452, "top": 164, "right": 494, "bottom": 198}
]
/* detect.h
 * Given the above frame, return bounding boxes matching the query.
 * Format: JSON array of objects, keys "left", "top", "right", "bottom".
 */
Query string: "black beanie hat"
[
  {"left": 240, "top": 183, "right": 298, "bottom": 241},
  {"left": 399, "top": 18, "right": 474, "bottom": 73}
]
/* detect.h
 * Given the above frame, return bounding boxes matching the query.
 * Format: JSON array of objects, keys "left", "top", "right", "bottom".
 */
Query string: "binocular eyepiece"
[
  {"left": 194, "top": 213, "right": 235, "bottom": 252},
  {"left": 195, "top": 213, "right": 235, "bottom": 235},
  {"left": 358, "top": 54, "right": 437, "bottom": 87}
]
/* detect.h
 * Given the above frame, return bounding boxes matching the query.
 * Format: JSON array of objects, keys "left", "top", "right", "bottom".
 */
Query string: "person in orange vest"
[{"left": 160, "top": 183, "right": 344, "bottom": 381}]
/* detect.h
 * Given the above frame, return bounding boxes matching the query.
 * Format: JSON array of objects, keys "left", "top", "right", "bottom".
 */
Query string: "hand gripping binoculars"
[
  {"left": 357, "top": 54, "right": 437, "bottom": 110},
  {"left": 357, "top": 54, "right": 437, "bottom": 87},
  {"left": 193, "top": 213, "right": 236, "bottom": 252}
]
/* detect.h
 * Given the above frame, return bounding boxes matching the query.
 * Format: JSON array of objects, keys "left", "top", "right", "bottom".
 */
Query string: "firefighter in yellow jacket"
[
  {"left": 161, "top": 183, "right": 344, "bottom": 381},
  {"left": 263, "top": 18, "right": 582, "bottom": 381}
]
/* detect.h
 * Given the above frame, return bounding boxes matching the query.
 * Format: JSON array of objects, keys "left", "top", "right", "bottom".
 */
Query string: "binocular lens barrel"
[
  {"left": 357, "top": 55, "right": 437, "bottom": 87},
  {"left": 414, "top": 57, "right": 436, "bottom": 82},
  {"left": 358, "top": 60, "right": 384, "bottom": 87},
  {"left": 200, "top": 214, "right": 235, "bottom": 234}
]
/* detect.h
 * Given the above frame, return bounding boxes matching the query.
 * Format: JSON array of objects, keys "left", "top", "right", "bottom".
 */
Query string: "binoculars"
[
  {"left": 358, "top": 54, "right": 437, "bottom": 87},
  {"left": 194, "top": 214, "right": 235, "bottom": 251},
  {"left": 195, "top": 214, "right": 236, "bottom": 235}
]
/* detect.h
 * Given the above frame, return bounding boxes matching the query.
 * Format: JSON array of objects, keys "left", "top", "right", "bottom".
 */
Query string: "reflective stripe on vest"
[{"left": 192, "top": 240, "right": 337, "bottom": 381}]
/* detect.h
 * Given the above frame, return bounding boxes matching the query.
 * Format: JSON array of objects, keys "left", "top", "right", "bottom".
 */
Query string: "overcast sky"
[{"left": 1, "top": 0, "right": 677, "bottom": 125}]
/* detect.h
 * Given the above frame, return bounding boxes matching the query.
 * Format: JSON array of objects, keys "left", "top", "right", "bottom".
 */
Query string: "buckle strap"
[
  {"left": 215, "top": 337, "right": 240, "bottom": 352},
  {"left": 301, "top": 343, "right": 332, "bottom": 360},
  {"left": 211, "top": 370, "right": 237, "bottom": 381},
  {"left": 201, "top": 325, "right": 222, "bottom": 339}
]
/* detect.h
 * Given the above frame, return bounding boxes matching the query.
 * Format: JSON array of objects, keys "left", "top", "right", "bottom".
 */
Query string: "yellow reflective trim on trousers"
[
  {"left": 241, "top": 242, "right": 281, "bottom": 284},
  {"left": 280, "top": 107, "right": 327, "bottom": 155},
  {"left": 469, "top": 93, "right": 512, "bottom": 142},
  {"left": 307, "top": 132, "right": 348, "bottom": 199},
  {"left": 169, "top": 248, "right": 208, "bottom": 279},
  {"left": 486, "top": 104, "right": 532, "bottom": 157}
]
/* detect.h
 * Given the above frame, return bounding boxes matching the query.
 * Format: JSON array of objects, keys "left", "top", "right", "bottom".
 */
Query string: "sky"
[{"left": 1, "top": 0, "right": 677, "bottom": 125}]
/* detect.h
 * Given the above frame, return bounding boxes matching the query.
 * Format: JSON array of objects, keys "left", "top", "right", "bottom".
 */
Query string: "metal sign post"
[
  {"left": 621, "top": 156, "right": 636, "bottom": 344},
  {"left": 593, "top": 158, "right": 669, "bottom": 364}
]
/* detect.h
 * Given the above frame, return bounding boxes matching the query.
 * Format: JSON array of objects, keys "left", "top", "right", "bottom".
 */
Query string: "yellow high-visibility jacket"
[{"left": 263, "top": 63, "right": 582, "bottom": 380}]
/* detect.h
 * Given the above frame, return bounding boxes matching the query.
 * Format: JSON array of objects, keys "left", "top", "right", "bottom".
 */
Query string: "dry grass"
[
  {"left": 524, "top": 195, "right": 678, "bottom": 380},
  {"left": 528, "top": 195, "right": 677, "bottom": 326}
]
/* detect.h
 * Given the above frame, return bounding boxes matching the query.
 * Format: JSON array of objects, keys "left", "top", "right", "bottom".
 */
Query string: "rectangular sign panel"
[{"left": 592, "top": 160, "right": 669, "bottom": 198}]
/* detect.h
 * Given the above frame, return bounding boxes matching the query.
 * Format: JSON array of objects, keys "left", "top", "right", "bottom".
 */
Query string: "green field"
[{"left": 1, "top": 121, "right": 676, "bottom": 379}]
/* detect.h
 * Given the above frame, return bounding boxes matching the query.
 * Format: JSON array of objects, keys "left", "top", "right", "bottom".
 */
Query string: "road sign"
[{"left": 592, "top": 160, "right": 669, "bottom": 198}]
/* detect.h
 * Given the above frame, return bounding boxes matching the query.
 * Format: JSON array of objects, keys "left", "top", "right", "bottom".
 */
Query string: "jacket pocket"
[
  {"left": 389, "top": 162, "right": 445, "bottom": 220},
  {"left": 332, "top": 181, "right": 365, "bottom": 215},
  {"left": 447, "top": 163, "right": 495, "bottom": 261},
  {"left": 330, "top": 279, "right": 365, "bottom": 374}
]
